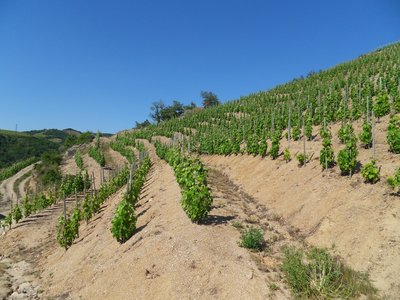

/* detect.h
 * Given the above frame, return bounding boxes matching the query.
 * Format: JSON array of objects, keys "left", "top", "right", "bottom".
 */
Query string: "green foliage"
[
  {"left": 373, "top": 92, "right": 390, "bottom": 119},
  {"left": 283, "top": 148, "right": 291, "bottom": 162},
  {"left": 56, "top": 215, "right": 75, "bottom": 250},
  {"left": 361, "top": 160, "right": 380, "bottom": 184},
  {"left": 60, "top": 172, "right": 90, "bottom": 197},
  {"left": 201, "top": 91, "right": 220, "bottom": 108},
  {"left": 5, "top": 213, "right": 12, "bottom": 228},
  {"left": 338, "top": 123, "right": 355, "bottom": 144},
  {"left": 111, "top": 200, "right": 137, "bottom": 243},
  {"left": 386, "top": 115, "right": 400, "bottom": 153},
  {"left": 0, "top": 130, "right": 60, "bottom": 168},
  {"left": 319, "top": 130, "right": 335, "bottom": 169},
  {"left": 34, "top": 150, "right": 63, "bottom": 187},
  {"left": 88, "top": 145, "right": 106, "bottom": 167},
  {"left": 296, "top": 153, "right": 308, "bottom": 166},
  {"left": 359, "top": 120, "right": 372, "bottom": 148},
  {"left": 111, "top": 156, "right": 151, "bottom": 243},
  {"left": 292, "top": 126, "right": 301, "bottom": 141},
  {"left": 127, "top": 43, "right": 400, "bottom": 161},
  {"left": 23, "top": 196, "right": 33, "bottom": 217},
  {"left": 74, "top": 150, "right": 84, "bottom": 170},
  {"left": 156, "top": 142, "right": 213, "bottom": 222},
  {"left": 12, "top": 204, "right": 23, "bottom": 223},
  {"left": 305, "top": 116, "right": 313, "bottom": 140},
  {"left": 240, "top": 227, "right": 265, "bottom": 251},
  {"left": 282, "top": 246, "right": 376, "bottom": 299},
  {"left": 270, "top": 132, "right": 281, "bottom": 160},
  {"left": 258, "top": 135, "right": 268, "bottom": 157},
  {"left": 0, "top": 157, "right": 38, "bottom": 183},
  {"left": 64, "top": 131, "right": 95, "bottom": 148},
  {"left": 70, "top": 207, "right": 81, "bottom": 238},
  {"left": 110, "top": 136, "right": 136, "bottom": 163},
  {"left": 387, "top": 168, "right": 400, "bottom": 193},
  {"left": 338, "top": 127, "right": 358, "bottom": 175}
]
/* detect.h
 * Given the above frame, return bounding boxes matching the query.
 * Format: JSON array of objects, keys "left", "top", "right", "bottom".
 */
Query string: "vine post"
[
  {"left": 372, "top": 110, "right": 376, "bottom": 160},
  {"left": 303, "top": 115, "right": 306, "bottom": 165}
]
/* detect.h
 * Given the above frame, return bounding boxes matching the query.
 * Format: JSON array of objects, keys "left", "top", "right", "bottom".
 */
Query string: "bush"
[
  {"left": 361, "top": 160, "right": 380, "bottom": 184},
  {"left": 270, "top": 132, "right": 281, "bottom": 160},
  {"left": 387, "top": 168, "right": 400, "bottom": 193},
  {"left": 319, "top": 133, "right": 335, "bottom": 169},
  {"left": 338, "top": 131, "right": 358, "bottom": 176},
  {"left": 74, "top": 150, "right": 84, "bottom": 170},
  {"left": 386, "top": 115, "right": 400, "bottom": 153},
  {"left": 111, "top": 200, "right": 137, "bottom": 243},
  {"left": 282, "top": 246, "right": 376, "bottom": 299},
  {"left": 283, "top": 148, "right": 291, "bottom": 162},
  {"left": 156, "top": 142, "right": 213, "bottom": 222},
  {"left": 296, "top": 153, "right": 308, "bottom": 166},
  {"left": 359, "top": 121, "right": 372, "bottom": 148},
  {"left": 13, "top": 204, "right": 23, "bottom": 223},
  {"left": 56, "top": 216, "right": 75, "bottom": 250},
  {"left": 240, "top": 227, "right": 265, "bottom": 251}
]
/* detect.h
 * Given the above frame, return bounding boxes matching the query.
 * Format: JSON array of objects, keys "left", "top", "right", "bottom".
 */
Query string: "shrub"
[
  {"left": 359, "top": 121, "right": 372, "bottom": 148},
  {"left": 386, "top": 115, "right": 400, "bottom": 153},
  {"left": 387, "top": 168, "right": 400, "bottom": 193},
  {"left": 282, "top": 246, "right": 376, "bottom": 299},
  {"left": 240, "top": 227, "right": 265, "bottom": 251},
  {"left": 296, "top": 153, "right": 308, "bottom": 166},
  {"left": 373, "top": 92, "right": 390, "bottom": 119},
  {"left": 338, "top": 131, "right": 358, "bottom": 176},
  {"left": 270, "top": 132, "right": 281, "bottom": 159},
  {"left": 56, "top": 215, "right": 75, "bottom": 250},
  {"left": 111, "top": 199, "right": 137, "bottom": 243},
  {"left": 12, "top": 204, "right": 23, "bottom": 223},
  {"left": 361, "top": 160, "right": 380, "bottom": 184},
  {"left": 283, "top": 148, "right": 291, "bottom": 162},
  {"left": 319, "top": 133, "right": 335, "bottom": 169},
  {"left": 74, "top": 150, "right": 84, "bottom": 170},
  {"left": 156, "top": 142, "right": 213, "bottom": 222}
]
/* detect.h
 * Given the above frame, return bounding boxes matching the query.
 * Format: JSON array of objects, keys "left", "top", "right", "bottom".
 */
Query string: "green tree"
[{"left": 201, "top": 91, "right": 220, "bottom": 108}]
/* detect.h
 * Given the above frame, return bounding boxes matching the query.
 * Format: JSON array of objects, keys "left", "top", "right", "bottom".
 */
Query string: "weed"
[
  {"left": 240, "top": 227, "right": 265, "bottom": 251},
  {"left": 231, "top": 220, "right": 243, "bottom": 229},
  {"left": 281, "top": 246, "right": 377, "bottom": 299}
]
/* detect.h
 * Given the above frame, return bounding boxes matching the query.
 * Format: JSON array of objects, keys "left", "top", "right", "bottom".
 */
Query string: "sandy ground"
[
  {"left": 0, "top": 140, "right": 306, "bottom": 300},
  {"left": 202, "top": 114, "right": 400, "bottom": 299},
  {"left": 41, "top": 140, "right": 295, "bottom": 299},
  {"left": 0, "top": 116, "right": 399, "bottom": 299},
  {"left": 0, "top": 165, "right": 34, "bottom": 216}
]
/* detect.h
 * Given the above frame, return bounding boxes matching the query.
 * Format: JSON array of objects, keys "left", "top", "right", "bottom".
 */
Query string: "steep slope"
[
  {"left": 0, "top": 164, "right": 34, "bottom": 216},
  {"left": 202, "top": 115, "right": 400, "bottom": 298},
  {"left": 40, "top": 140, "right": 292, "bottom": 299}
]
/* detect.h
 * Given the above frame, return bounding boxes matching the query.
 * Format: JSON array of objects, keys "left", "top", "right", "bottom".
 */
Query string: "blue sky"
[{"left": 0, "top": 0, "right": 399, "bottom": 133}]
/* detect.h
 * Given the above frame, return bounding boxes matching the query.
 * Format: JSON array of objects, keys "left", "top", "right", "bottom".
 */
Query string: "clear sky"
[{"left": 0, "top": 0, "right": 399, "bottom": 133}]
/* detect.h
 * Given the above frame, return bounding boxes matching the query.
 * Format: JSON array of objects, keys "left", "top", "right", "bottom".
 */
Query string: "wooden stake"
[
  {"left": 303, "top": 116, "right": 306, "bottom": 166},
  {"left": 372, "top": 110, "right": 376, "bottom": 160}
]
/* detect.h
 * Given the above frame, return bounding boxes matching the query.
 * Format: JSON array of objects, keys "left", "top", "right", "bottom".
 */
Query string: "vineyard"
[{"left": 0, "top": 43, "right": 399, "bottom": 299}]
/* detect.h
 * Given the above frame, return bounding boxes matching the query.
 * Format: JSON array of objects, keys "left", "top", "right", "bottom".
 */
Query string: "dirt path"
[
  {"left": 18, "top": 175, "right": 31, "bottom": 201},
  {"left": 0, "top": 164, "right": 34, "bottom": 216}
]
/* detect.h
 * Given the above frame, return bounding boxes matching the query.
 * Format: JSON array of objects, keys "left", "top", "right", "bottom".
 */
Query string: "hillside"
[
  {"left": 0, "top": 43, "right": 399, "bottom": 299},
  {"left": 0, "top": 129, "right": 96, "bottom": 168}
]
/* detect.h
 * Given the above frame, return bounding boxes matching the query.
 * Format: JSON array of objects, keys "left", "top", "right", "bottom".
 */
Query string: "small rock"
[{"left": 247, "top": 271, "right": 253, "bottom": 280}]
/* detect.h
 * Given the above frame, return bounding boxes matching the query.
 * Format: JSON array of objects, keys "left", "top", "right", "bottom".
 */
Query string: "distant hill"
[{"left": 0, "top": 128, "right": 101, "bottom": 168}]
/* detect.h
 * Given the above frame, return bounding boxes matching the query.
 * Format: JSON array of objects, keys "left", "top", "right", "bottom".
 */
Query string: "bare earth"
[
  {"left": 202, "top": 115, "right": 400, "bottom": 299},
  {"left": 0, "top": 117, "right": 399, "bottom": 299},
  {"left": 0, "top": 165, "right": 34, "bottom": 216}
]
